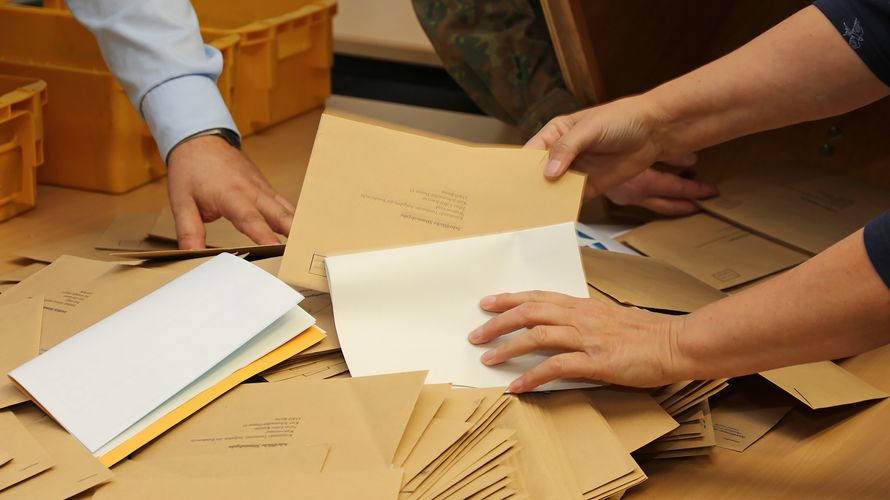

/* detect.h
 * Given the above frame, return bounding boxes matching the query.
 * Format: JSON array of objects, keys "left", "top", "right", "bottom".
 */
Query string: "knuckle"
[{"left": 530, "top": 326, "right": 550, "bottom": 346}]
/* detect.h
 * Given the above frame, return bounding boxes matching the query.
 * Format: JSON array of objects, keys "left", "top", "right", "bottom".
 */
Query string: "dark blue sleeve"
[
  {"left": 865, "top": 211, "right": 890, "bottom": 289},
  {"left": 813, "top": 0, "right": 890, "bottom": 86}
]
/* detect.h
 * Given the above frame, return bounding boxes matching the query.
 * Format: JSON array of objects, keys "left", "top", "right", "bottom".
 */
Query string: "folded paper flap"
[
  {"left": 9, "top": 254, "right": 303, "bottom": 453},
  {"left": 0, "top": 297, "right": 43, "bottom": 409},
  {"left": 760, "top": 361, "right": 889, "bottom": 409},
  {"left": 581, "top": 247, "right": 727, "bottom": 312},
  {"left": 279, "top": 112, "right": 585, "bottom": 291}
]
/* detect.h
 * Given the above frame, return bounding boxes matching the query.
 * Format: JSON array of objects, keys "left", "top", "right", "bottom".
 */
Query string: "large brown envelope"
[
  {"left": 93, "top": 467, "right": 402, "bottom": 500},
  {"left": 621, "top": 213, "right": 807, "bottom": 289},
  {"left": 581, "top": 247, "right": 727, "bottom": 312},
  {"left": 278, "top": 113, "right": 585, "bottom": 292},
  {"left": 0, "top": 298, "right": 42, "bottom": 408},
  {"left": 698, "top": 171, "right": 890, "bottom": 254},
  {"left": 133, "top": 372, "right": 427, "bottom": 471}
]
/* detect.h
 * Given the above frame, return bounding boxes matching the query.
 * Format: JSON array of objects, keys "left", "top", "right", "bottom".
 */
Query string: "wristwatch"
[{"left": 184, "top": 127, "right": 242, "bottom": 149}]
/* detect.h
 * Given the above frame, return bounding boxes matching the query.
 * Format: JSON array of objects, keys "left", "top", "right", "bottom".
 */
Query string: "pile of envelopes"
[{"left": 2, "top": 111, "right": 890, "bottom": 499}]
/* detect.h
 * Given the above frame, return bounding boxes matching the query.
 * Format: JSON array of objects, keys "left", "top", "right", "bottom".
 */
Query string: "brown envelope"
[
  {"left": 0, "top": 298, "right": 42, "bottom": 408},
  {"left": 3, "top": 409, "right": 112, "bottom": 499},
  {"left": 711, "top": 380, "right": 794, "bottom": 452},
  {"left": 278, "top": 113, "right": 585, "bottom": 291},
  {"left": 112, "top": 244, "right": 286, "bottom": 261},
  {"left": 621, "top": 213, "right": 807, "bottom": 289},
  {"left": 15, "top": 232, "right": 142, "bottom": 265},
  {"left": 119, "top": 445, "right": 329, "bottom": 478},
  {"left": 585, "top": 387, "right": 678, "bottom": 452},
  {"left": 94, "top": 467, "right": 402, "bottom": 500},
  {"left": 150, "top": 207, "right": 285, "bottom": 249},
  {"left": 504, "top": 391, "right": 644, "bottom": 499},
  {"left": 698, "top": 171, "right": 890, "bottom": 254},
  {"left": 581, "top": 247, "right": 727, "bottom": 312},
  {"left": 0, "top": 449, "right": 10, "bottom": 467},
  {"left": 0, "top": 256, "right": 121, "bottom": 308},
  {"left": 0, "top": 411, "right": 53, "bottom": 491},
  {"left": 393, "top": 384, "right": 451, "bottom": 467},
  {"left": 260, "top": 353, "right": 348, "bottom": 382},
  {"left": 759, "top": 361, "right": 889, "bottom": 409},
  {"left": 95, "top": 213, "right": 177, "bottom": 252},
  {"left": 0, "top": 263, "right": 47, "bottom": 284},
  {"left": 132, "top": 372, "right": 427, "bottom": 472}
]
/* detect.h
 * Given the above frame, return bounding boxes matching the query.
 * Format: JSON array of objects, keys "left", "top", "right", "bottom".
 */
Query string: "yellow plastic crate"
[
  {"left": 0, "top": 75, "right": 45, "bottom": 222},
  {"left": 194, "top": 0, "right": 336, "bottom": 135},
  {"left": 0, "top": 5, "right": 238, "bottom": 193}
]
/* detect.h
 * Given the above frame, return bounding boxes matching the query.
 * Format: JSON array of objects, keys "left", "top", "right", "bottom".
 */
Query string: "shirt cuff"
[
  {"left": 864, "top": 210, "right": 890, "bottom": 289},
  {"left": 141, "top": 75, "right": 241, "bottom": 162}
]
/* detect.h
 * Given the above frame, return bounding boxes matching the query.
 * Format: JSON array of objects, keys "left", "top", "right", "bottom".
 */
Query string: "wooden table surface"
[{"left": 2, "top": 97, "right": 889, "bottom": 499}]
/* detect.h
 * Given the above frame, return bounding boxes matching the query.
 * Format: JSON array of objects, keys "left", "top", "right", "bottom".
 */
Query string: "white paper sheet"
[
  {"left": 10, "top": 253, "right": 302, "bottom": 453},
  {"left": 326, "top": 222, "right": 594, "bottom": 391}
]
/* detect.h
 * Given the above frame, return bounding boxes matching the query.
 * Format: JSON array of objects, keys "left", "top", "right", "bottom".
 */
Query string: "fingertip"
[
  {"left": 479, "top": 295, "right": 497, "bottom": 309},
  {"left": 543, "top": 159, "right": 563, "bottom": 179},
  {"left": 508, "top": 378, "right": 528, "bottom": 393},
  {"left": 468, "top": 326, "right": 484, "bottom": 344},
  {"left": 178, "top": 236, "right": 206, "bottom": 251}
]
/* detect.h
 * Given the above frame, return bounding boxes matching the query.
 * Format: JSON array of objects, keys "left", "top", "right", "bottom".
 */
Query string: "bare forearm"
[
  {"left": 647, "top": 6, "right": 889, "bottom": 159},
  {"left": 674, "top": 230, "right": 890, "bottom": 380}
]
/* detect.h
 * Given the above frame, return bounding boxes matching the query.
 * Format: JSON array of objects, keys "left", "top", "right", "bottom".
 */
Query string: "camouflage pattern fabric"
[{"left": 412, "top": 0, "right": 583, "bottom": 140}]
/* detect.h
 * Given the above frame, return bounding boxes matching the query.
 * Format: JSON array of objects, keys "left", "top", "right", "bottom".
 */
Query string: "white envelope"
[
  {"left": 326, "top": 222, "right": 594, "bottom": 391},
  {"left": 10, "top": 253, "right": 303, "bottom": 453}
]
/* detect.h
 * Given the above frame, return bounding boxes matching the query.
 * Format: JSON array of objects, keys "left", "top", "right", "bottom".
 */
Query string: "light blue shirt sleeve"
[{"left": 67, "top": 0, "right": 240, "bottom": 161}]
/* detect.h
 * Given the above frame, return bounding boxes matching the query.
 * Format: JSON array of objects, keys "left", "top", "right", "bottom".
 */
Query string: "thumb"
[
  {"left": 172, "top": 200, "right": 207, "bottom": 250},
  {"left": 542, "top": 118, "right": 598, "bottom": 180}
]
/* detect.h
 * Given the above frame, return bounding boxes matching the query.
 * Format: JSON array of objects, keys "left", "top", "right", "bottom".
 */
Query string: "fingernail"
[
  {"left": 508, "top": 379, "right": 524, "bottom": 393},
  {"left": 479, "top": 295, "right": 496, "bottom": 309},
  {"left": 468, "top": 327, "right": 482, "bottom": 343},
  {"left": 481, "top": 350, "right": 496, "bottom": 365},
  {"left": 544, "top": 159, "right": 562, "bottom": 177}
]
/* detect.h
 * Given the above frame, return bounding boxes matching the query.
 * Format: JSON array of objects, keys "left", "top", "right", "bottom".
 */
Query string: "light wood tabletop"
[{"left": 2, "top": 97, "right": 889, "bottom": 499}]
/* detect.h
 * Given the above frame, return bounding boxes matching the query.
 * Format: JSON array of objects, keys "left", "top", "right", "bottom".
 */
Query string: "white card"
[{"left": 326, "top": 222, "right": 594, "bottom": 391}]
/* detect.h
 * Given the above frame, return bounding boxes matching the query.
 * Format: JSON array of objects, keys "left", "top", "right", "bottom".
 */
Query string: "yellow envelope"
[{"left": 279, "top": 113, "right": 585, "bottom": 291}]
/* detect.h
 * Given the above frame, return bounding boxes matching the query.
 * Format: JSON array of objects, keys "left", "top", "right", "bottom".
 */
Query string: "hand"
[
  {"left": 526, "top": 96, "right": 717, "bottom": 214},
  {"left": 166, "top": 135, "right": 295, "bottom": 249},
  {"left": 467, "top": 291, "right": 686, "bottom": 391}
]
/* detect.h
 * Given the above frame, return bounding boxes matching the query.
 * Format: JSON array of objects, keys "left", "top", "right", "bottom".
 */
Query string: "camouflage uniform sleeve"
[{"left": 412, "top": 0, "right": 583, "bottom": 140}]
